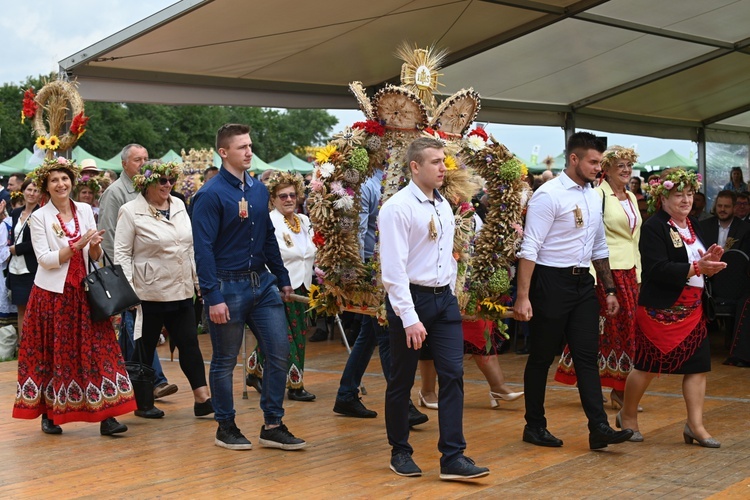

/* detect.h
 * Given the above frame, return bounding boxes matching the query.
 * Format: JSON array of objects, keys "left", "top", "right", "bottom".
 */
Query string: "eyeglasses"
[
  {"left": 158, "top": 177, "right": 178, "bottom": 186},
  {"left": 277, "top": 193, "right": 297, "bottom": 200}
]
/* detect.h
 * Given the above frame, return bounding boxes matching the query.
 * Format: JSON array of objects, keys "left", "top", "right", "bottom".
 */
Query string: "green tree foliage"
[{"left": 0, "top": 75, "right": 338, "bottom": 164}]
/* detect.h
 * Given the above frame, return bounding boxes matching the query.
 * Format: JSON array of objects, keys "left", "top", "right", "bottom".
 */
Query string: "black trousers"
[
  {"left": 523, "top": 265, "right": 608, "bottom": 431},
  {"left": 385, "top": 289, "right": 465, "bottom": 466},
  {"left": 140, "top": 302, "right": 208, "bottom": 390}
]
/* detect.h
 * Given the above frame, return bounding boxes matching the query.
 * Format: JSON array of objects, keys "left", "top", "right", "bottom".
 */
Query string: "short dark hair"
[
  {"left": 216, "top": 124, "right": 251, "bottom": 151},
  {"left": 204, "top": 166, "right": 218, "bottom": 175},
  {"left": 9, "top": 172, "right": 26, "bottom": 183},
  {"left": 566, "top": 132, "right": 606, "bottom": 162},
  {"left": 738, "top": 191, "right": 750, "bottom": 202},
  {"left": 716, "top": 189, "right": 737, "bottom": 204},
  {"left": 693, "top": 191, "right": 706, "bottom": 200},
  {"left": 405, "top": 137, "right": 444, "bottom": 167}
]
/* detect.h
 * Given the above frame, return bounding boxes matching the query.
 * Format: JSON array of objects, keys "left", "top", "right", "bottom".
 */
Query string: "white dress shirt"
[
  {"left": 518, "top": 171, "right": 609, "bottom": 267},
  {"left": 379, "top": 181, "right": 456, "bottom": 328}
]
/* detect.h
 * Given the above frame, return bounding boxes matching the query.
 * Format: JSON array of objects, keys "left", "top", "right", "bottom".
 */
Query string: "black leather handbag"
[{"left": 82, "top": 250, "right": 141, "bottom": 322}]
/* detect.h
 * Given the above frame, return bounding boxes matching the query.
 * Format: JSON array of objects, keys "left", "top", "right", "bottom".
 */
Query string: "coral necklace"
[
  {"left": 56, "top": 200, "right": 81, "bottom": 240},
  {"left": 668, "top": 217, "right": 696, "bottom": 244},
  {"left": 284, "top": 214, "right": 301, "bottom": 234}
]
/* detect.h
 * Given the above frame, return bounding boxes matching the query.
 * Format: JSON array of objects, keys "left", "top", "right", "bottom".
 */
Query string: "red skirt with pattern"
[
  {"left": 13, "top": 252, "right": 136, "bottom": 424},
  {"left": 555, "top": 267, "right": 639, "bottom": 391}
]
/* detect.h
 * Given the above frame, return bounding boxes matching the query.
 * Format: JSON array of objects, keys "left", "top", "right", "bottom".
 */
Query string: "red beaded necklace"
[
  {"left": 668, "top": 217, "right": 696, "bottom": 245},
  {"left": 55, "top": 200, "right": 80, "bottom": 240}
]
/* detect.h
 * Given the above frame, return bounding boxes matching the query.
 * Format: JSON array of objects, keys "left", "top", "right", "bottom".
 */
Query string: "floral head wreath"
[
  {"left": 28, "top": 156, "right": 81, "bottom": 194},
  {"left": 265, "top": 170, "right": 304, "bottom": 200},
  {"left": 645, "top": 168, "right": 702, "bottom": 214},
  {"left": 601, "top": 146, "right": 638, "bottom": 171},
  {"left": 74, "top": 171, "right": 103, "bottom": 197},
  {"left": 132, "top": 161, "right": 183, "bottom": 191}
]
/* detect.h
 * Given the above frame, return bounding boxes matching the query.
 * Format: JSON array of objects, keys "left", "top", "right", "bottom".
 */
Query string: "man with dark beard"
[{"left": 700, "top": 190, "right": 750, "bottom": 252}]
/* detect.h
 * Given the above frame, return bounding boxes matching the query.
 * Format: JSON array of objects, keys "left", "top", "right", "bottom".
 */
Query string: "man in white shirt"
[
  {"left": 515, "top": 132, "right": 633, "bottom": 450},
  {"left": 699, "top": 190, "right": 750, "bottom": 253},
  {"left": 380, "top": 137, "right": 489, "bottom": 481}
]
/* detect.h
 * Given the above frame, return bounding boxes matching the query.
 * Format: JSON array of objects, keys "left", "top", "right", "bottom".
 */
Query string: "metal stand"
[{"left": 241, "top": 328, "right": 249, "bottom": 400}]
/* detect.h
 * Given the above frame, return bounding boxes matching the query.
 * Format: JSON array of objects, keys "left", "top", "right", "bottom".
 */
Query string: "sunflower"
[
  {"left": 445, "top": 155, "right": 458, "bottom": 170},
  {"left": 47, "top": 135, "right": 60, "bottom": 150},
  {"left": 315, "top": 144, "right": 337, "bottom": 164},
  {"left": 35, "top": 136, "right": 48, "bottom": 149}
]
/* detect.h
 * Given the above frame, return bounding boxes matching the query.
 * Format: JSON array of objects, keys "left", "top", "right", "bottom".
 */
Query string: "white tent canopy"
[{"left": 59, "top": 0, "right": 750, "bottom": 143}]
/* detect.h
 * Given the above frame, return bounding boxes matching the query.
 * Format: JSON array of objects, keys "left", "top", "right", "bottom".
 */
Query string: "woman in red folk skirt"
[{"left": 13, "top": 158, "right": 136, "bottom": 436}]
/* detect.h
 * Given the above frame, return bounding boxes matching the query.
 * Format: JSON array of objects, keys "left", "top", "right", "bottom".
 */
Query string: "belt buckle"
[
  {"left": 572, "top": 267, "right": 584, "bottom": 275},
  {"left": 433, "top": 286, "right": 441, "bottom": 294}
]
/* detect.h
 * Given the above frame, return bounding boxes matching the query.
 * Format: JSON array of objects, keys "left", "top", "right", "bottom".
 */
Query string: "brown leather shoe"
[{"left": 154, "top": 383, "right": 178, "bottom": 399}]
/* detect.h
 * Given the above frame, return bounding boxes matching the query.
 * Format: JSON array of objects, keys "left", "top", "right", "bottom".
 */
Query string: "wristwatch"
[{"left": 605, "top": 287, "right": 617, "bottom": 296}]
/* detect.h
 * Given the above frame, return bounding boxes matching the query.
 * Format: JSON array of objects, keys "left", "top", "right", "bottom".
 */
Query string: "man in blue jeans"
[
  {"left": 192, "top": 123, "right": 305, "bottom": 451},
  {"left": 333, "top": 168, "right": 428, "bottom": 427}
]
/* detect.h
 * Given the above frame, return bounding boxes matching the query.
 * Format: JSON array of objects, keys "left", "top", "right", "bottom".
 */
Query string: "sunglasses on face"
[
  {"left": 158, "top": 177, "right": 178, "bottom": 186},
  {"left": 277, "top": 193, "right": 297, "bottom": 200}
]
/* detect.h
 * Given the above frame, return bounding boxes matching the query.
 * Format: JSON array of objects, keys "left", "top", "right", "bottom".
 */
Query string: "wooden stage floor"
[{"left": 1, "top": 329, "right": 749, "bottom": 499}]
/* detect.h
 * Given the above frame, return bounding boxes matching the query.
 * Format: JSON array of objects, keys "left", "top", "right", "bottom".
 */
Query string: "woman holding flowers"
[
  {"left": 618, "top": 168, "right": 725, "bottom": 447},
  {"left": 555, "top": 146, "right": 642, "bottom": 412},
  {"left": 13, "top": 157, "right": 136, "bottom": 436},
  {"left": 246, "top": 171, "right": 317, "bottom": 401},
  {"left": 115, "top": 161, "right": 213, "bottom": 418}
]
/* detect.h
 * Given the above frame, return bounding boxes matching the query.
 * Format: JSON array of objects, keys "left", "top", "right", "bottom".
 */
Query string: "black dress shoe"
[
  {"left": 194, "top": 398, "right": 214, "bottom": 417},
  {"left": 134, "top": 406, "right": 165, "bottom": 419},
  {"left": 523, "top": 425, "right": 563, "bottom": 447},
  {"left": 245, "top": 373, "right": 262, "bottom": 393},
  {"left": 100, "top": 417, "right": 128, "bottom": 436},
  {"left": 288, "top": 388, "right": 316, "bottom": 401},
  {"left": 308, "top": 328, "right": 329, "bottom": 342},
  {"left": 333, "top": 398, "right": 377, "bottom": 418},
  {"left": 408, "top": 400, "right": 428, "bottom": 427},
  {"left": 41, "top": 415, "right": 62, "bottom": 435},
  {"left": 589, "top": 422, "right": 634, "bottom": 449}
]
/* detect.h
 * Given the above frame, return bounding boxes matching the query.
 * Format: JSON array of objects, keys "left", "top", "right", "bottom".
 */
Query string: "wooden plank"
[{"left": 0, "top": 329, "right": 748, "bottom": 498}]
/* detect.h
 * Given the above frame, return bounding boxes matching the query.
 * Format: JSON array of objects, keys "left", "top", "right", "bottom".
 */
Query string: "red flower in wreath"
[
  {"left": 21, "top": 88, "right": 38, "bottom": 124},
  {"left": 70, "top": 112, "right": 90, "bottom": 138},
  {"left": 423, "top": 127, "right": 448, "bottom": 139},
  {"left": 352, "top": 120, "right": 385, "bottom": 137},
  {"left": 468, "top": 126, "right": 488, "bottom": 141},
  {"left": 312, "top": 232, "right": 326, "bottom": 247}
]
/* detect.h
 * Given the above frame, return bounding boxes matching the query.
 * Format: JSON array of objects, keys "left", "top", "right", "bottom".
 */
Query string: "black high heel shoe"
[{"left": 41, "top": 415, "right": 62, "bottom": 435}]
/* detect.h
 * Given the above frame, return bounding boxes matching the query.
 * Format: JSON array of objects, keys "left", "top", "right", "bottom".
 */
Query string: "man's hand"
[
  {"left": 210, "top": 303, "right": 231, "bottom": 324},
  {"left": 513, "top": 296, "right": 533, "bottom": 322},
  {"left": 605, "top": 295, "right": 619, "bottom": 316},
  {"left": 280, "top": 285, "right": 293, "bottom": 302},
  {"left": 404, "top": 322, "right": 427, "bottom": 350}
]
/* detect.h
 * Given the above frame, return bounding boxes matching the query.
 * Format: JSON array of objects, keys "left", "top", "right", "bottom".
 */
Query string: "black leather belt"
[
  {"left": 569, "top": 267, "right": 589, "bottom": 275},
  {"left": 410, "top": 283, "right": 449, "bottom": 294}
]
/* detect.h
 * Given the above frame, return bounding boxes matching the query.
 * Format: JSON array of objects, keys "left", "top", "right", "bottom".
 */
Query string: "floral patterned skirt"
[
  {"left": 555, "top": 268, "right": 638, "bottom": 391},
  {"left": 13, "top": 254, "right": 136, "bottom": 424}
]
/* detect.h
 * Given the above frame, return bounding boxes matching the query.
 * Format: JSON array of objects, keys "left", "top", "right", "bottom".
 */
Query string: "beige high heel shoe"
[
  {"left": 418, "top": 391, "right": 438, "bottom": 410},
  {"left": 489, "top": 391, "right": 524, "bottom": 408}
]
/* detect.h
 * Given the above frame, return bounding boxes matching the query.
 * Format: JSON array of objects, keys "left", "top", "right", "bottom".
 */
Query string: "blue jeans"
[
  {"left": 118, "top": 309, "right": 168, "bottom": 386},
  {"left": 336, "top": 315, "right": 391, "bottom": 401},
  {"left": 207, "top": 270, "right": 289, "bottom": 425}
]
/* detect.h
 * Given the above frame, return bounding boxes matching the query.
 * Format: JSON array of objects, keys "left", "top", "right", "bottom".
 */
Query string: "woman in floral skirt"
[{"left": 12, "top": 157, "right": 136, "bottom": 436}]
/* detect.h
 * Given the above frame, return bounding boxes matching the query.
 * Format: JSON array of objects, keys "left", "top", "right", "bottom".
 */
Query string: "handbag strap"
[{"left": 88, "top": 248, "right": 115, "bottom": 274}]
